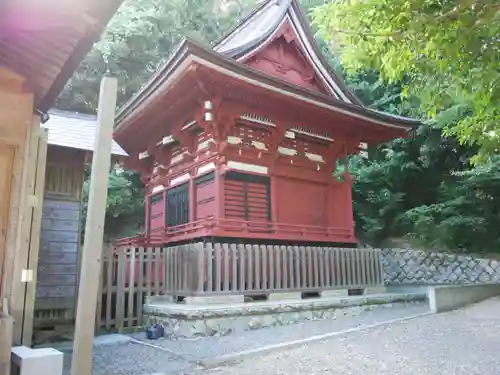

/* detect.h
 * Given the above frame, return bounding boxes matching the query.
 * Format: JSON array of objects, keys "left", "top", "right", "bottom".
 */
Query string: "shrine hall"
[{"left": 113, "top": 0, "right": 419, "bottom": 247}]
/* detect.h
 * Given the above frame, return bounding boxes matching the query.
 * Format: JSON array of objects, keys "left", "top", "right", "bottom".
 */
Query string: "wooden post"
[
  {"left": 70, "top": 77, "right": 117, "bottom": 375},
  {"left": 21, "top": 127, "right": 49, "bottom": 345},
  {"left": 10, "top": 114, "right": 40, "bottom": 344},
  {"left": 0, "top": 315, "right": 13, "bottom": 375}
]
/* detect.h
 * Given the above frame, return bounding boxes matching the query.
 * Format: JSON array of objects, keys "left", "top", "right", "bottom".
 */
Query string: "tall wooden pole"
[{"left": 71, "top": 77, "right": 117, "bottom": 375}]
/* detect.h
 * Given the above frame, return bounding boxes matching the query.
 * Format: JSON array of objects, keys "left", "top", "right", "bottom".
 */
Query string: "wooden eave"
[
  {"left": 115, "top": 39, "right": 419, "bottom": 153},
  {"left": 0, "top": 0, "right": 123, "bottom": 111}
]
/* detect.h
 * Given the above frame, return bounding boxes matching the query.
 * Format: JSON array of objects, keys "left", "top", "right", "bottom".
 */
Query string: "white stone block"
[
  {"left": 320, "top": 289, "right": 349, "bottom": 298},
  {"left": 268, "top": 292, "right": 302, "bottom": 301},
  {"left": 11, "top": 346, "right": 63, "bottom": 375}
]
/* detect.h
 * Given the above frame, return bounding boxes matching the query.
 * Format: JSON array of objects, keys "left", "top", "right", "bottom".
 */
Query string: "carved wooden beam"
[
  {"left": 154, "top": 147, "right": 171, "bottom": 167},
  {"left": 324, "top": 140, "right": 346, "bottom": 174}
]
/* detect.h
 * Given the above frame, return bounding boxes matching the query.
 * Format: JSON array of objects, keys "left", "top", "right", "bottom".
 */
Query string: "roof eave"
[
  {"left": 37, "top": 0, "right": 124, "bottom": 111},
  {"left": 115, "top": 42, "right": 420, "bottom": 137},
  {"left": 115, "top": 39, "right": 192, "bottom": 127}
]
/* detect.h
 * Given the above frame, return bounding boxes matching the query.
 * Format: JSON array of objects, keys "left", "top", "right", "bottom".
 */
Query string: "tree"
[
  {"left": 81, "top": 166, "right": 146, "bottom": 240},
  {"left": 312, "top": 0, "right": 500, "bottom": 163},
  {"left": 57, "top": 0, "right": 257, "bottom": 113},
  {"left": 403, "top": 156, "right": 500, "bottom": 253}
]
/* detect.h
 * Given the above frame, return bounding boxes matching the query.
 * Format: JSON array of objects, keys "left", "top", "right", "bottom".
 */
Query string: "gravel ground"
[
  {"left": 202, "top": 297, "right": 500, "bottom": 375},
  {"left": 132, "top": 301, "right": 429, "bottom": 361},
  {"left": 61, "top": 301, "right": 428, "bottom": 375},
  {"left": 61, "top": 342, "right": 196, "bottom": 375}
]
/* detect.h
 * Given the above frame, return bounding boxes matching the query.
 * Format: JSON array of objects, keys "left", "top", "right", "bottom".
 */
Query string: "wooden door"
[
  {"left": 224, "top": 172, "right": 271, "bottom": 231},
  {"left": 0, "top": 145, "right": 14, "bottom": 297}
]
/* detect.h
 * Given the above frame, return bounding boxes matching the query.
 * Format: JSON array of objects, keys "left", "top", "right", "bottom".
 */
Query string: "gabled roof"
[
  {"left": 1, "top": 0, "right": 124, "bottom": 111},
  {"left": 213, "top": 0, "right": 361, "bottom": 104},
  {"left": 44, "top": 109, "right": 127, "bottom": 156}
]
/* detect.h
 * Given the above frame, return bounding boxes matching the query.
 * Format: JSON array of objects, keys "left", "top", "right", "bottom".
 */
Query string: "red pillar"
[
  {"left": 189, "top": 174, "right": 196, "bottom": 222},
  {"left": 214, "top": 161, "right": 224, "bottom": 220}
]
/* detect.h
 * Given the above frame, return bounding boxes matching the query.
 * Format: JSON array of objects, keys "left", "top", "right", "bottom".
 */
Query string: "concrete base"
[
  {"left": 184, "top": 295, "right": 244, "bottom": 305},
  {"left": 11, "top": 346, "right": 63, "bottom": 375},
  {"left": 145, "top": 295, "right": 174, "bottom": 305},
  {"left": 268, "top": 292, "right": 302, "bottom": 301},
  {"left": 144, "top": 292, "right": 426, "bottom": 338},
  {"left": 428, "top": 283, "right": 500, "bottom": 313},
  {"left": 320, "top": 290, "right": 348, "bottom": 298}
]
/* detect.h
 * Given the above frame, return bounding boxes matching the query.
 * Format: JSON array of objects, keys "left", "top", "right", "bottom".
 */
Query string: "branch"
[{"left": 328, "top": 28, "right": 401, "bottom": 38}]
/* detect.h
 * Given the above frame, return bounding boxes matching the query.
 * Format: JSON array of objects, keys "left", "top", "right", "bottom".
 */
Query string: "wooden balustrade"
[
  {"left": 96, "top": 243, "right": 382, "bottom": 331},
  {"left": 162, "top": 243, "right": 382, "bottom": 295}
]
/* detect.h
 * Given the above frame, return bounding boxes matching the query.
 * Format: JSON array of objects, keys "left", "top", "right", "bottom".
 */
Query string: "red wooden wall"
[
  {"left": 148, "top": 191, "right": 165, "bottom": 233},
  {"left": 142, "top": 116, "right": 356, "bottom": 243},
  {"left": 274, "top": 176, "right": 326, "bottom": 227},
  {"left": 195, "top": 172, "right": 216, "bottom": 220}
]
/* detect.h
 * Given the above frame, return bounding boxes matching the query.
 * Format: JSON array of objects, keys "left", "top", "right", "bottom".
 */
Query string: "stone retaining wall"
[
  {"left": 382, "top": 249, "right": 500, "bottom": 285},
  {"left": 145, "top": 293, "right": 424, "bottom": 338}
]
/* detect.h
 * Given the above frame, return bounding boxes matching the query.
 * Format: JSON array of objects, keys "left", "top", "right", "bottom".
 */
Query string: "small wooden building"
[
  {"left": 113, "top": 0, "right": 418, "bottom": 247},
  {"left": 0, "top": 1, "right": 123, "bottom": 366},
  {"left": 34, "top": 110, "right": 125, "bottom": 343}
]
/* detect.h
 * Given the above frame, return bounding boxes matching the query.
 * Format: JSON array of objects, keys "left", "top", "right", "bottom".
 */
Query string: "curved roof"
[{"left": 214, "top": 0, "right": 361, "bottom": 104}]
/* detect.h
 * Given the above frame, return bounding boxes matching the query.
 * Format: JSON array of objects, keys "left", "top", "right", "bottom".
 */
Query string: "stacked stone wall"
[{"left": 381, "top": 249, "right": 500, "bottom": 285}]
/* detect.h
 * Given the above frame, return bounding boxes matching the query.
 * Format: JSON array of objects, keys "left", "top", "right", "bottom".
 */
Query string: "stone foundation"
[
  {"left": 382, "top": 249, "right": 500, "bottom": 285},
  {"left": 143, "top": 292, "right": 425, "bottom": 338}
]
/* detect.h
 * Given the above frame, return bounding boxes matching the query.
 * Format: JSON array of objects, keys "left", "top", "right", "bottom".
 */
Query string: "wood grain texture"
[
  {"left": 36, "top": 196, "right": 81, "bottom": 323},
  {"left": 23, "top": 127, "right": 48, "bottom": 345}
]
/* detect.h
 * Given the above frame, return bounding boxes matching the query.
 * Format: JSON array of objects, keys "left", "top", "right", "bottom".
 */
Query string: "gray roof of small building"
[
  {"left": 43, "top": 109, "right": 127, "bottom": 156},
  {"left": 215, "top": 0, "right": 288, "bottom": 56}
]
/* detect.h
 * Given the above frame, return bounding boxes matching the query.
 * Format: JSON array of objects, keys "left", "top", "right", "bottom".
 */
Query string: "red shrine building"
[{"left": 113, "top": 0, "right": 417, "bottom": 247}]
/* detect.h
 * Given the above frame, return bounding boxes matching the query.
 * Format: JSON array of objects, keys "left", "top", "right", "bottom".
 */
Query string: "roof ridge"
[{"left": 213, "top": 0, "right": 277, "bottom": 48}]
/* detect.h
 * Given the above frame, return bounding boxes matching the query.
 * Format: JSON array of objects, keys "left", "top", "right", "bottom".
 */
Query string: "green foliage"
[
  {"left": 81, "top": 166, "right": 145, "bottom": 240},
  {"left": 403, "top": 157, "right": 500, "bottom": 253},
  {"left": 351, "top": 122, "right": 474, "bottom": 246},
  {"left": 57, "top": 0, "right": 257, "bottom": 112},
  {"left": 312, "top": 0, "right": 500, "bottom": 163}
]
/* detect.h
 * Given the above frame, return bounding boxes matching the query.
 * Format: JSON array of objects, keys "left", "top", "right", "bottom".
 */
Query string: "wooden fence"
[
  {"left": 163, "top": 244, "right": 382, "bottom": 295},
  {"left": 97, "top": 244, "right": 382, "bottom": 331},
  {"left": 96, "top": 246, "right": 166, "bottom": 331}
]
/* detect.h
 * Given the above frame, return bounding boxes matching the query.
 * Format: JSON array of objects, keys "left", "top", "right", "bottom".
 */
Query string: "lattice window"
[{"left": 166, "top": 183, "right": 189, "bottom": 228}]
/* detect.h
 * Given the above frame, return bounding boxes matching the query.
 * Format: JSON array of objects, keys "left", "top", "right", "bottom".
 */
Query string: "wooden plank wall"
[{"left": 34, "top": 146, "right": 85, "bottom": 339}]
